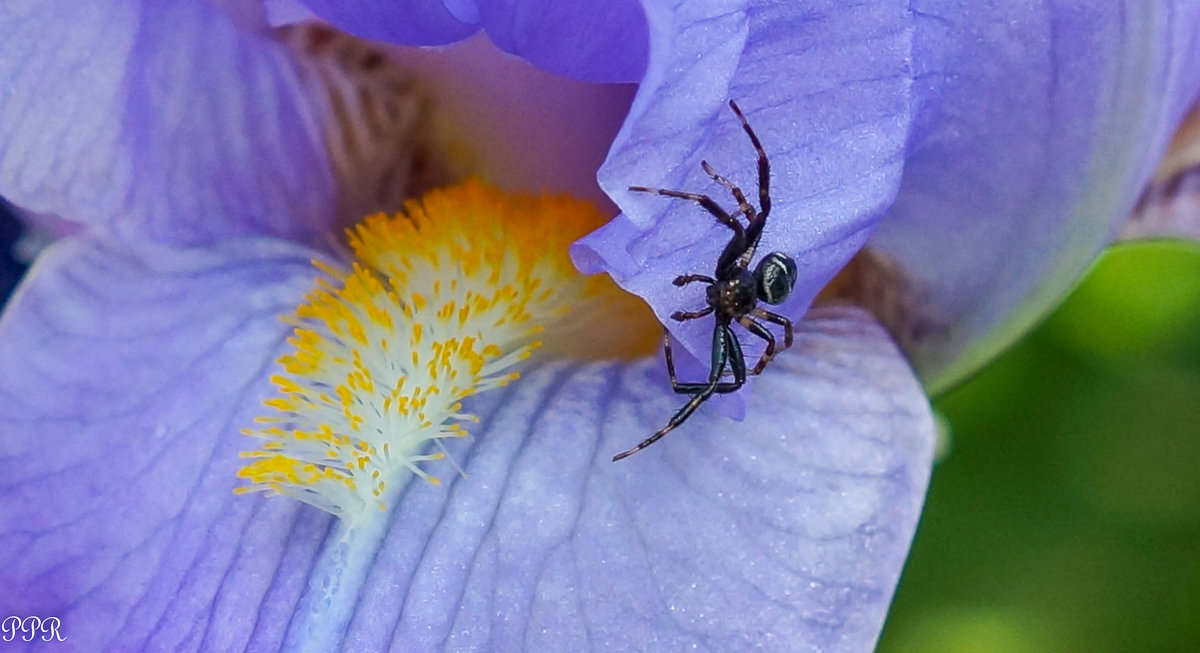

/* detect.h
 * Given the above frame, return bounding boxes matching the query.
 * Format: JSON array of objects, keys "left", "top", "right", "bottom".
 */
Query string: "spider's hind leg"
[
  {"left": 663, "top": 324, "right": 745, "bottom": 395},
  {"left": 740, "top": 308, "right": 794, "bottom": 375},
  {"left": 614, "top": 325, "right": 744, "bottom": 461}
]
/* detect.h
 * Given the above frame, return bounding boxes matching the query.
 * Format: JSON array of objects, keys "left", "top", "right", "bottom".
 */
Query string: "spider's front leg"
[
  {"left": 700, "top": 160, "right": 756, "bottom": 226},
  {"left": 728, "top": 100, "right": 771, "bottom": 222},
  {"left": 628, "top": 187, "right": 746, "bottom": 240}
]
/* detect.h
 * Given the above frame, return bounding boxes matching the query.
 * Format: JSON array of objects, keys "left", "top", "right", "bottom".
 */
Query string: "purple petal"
[
  {"left": 476, "top": 0, "right": 649, "bottom": 82},
  {"left": 0, "top": 226, "right": 932, "bottom": 651},
  {"left": 263, "top": 0, "right": 320, "bottom": 26},
  {"left": 296, "top": 0, "right": 479, "bottom": 44},
  {"left": 868, "top": 1, "right": 1200, "bottom": 391},
  {"left": 575, "top": 1, "right": 913, "bottom": 372},
  {"left": 0, "top": 2, "right": 336, "bottom": 245},
  {"left": 293, "top": 0, "right": 648, "bottom": 83},
  {"left": 0, "top": 234, "right": 321, "bottom": 649},
  {"left": 364, "top": 306, "right": 933, "bottom": 651}
]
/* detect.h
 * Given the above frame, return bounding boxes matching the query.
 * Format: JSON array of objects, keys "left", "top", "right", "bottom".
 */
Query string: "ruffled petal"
[
  {"left": 0, "top": 1, "right": 336, "bottom": 245},
  {"left": 476, "top": 0, "right": 648, "bottom": 82},
  {"left": 296, "top": 0, "right": 479, "bottom": 44},
  {"left": 869, "top": 1, "right": 1200, "bottom": 391},
  {"left": 291, "top": 0, "right": 647, "bottom": 83},
  {"left": 0, "top": 227, "right": 932, "bottom": 652},
  {"left": 575, "top": 1, "right": 913, "bottom": 371}
]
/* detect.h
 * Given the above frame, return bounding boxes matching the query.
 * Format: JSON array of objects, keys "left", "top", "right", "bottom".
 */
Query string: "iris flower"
[{"left": 2, "top": 1, "right": 1198, "bottom": 650}]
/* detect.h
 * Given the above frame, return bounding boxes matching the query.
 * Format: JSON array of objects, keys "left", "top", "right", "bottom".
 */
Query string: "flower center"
[{"left": 236, "top": 178, "right": 654, "bottom": 518}]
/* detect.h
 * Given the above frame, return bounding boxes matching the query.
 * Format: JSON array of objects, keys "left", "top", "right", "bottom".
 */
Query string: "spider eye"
[{"left": 755, "top": 252, "right": 797, "bottom": 305}]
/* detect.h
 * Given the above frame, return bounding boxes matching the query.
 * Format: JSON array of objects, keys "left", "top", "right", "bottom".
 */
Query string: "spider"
[{"left": 612, "top": 100, "right": 797, "bottom": 462}]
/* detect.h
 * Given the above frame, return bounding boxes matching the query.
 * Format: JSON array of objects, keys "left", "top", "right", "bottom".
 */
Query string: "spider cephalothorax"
[{"left": 613, "top": 100, "right": 797, "bottom": 462}]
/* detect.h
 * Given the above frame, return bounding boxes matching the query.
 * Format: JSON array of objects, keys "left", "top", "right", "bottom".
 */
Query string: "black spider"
[{"left": 612, "top": 100, "right": 797, "bottom": 462}]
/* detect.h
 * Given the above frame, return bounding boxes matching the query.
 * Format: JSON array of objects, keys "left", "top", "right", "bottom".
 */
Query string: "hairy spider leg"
[
  {"left": 667, "top": 274, "right": 733, "bottom": 374},
  {"left": 738, "top": 316, "right": 776, "bottom": 375},
  {"left": 628, "top": 187, "right": 746, "bottom": 242},
  {"left": 628, "top": 186, "right": 748, "bottom": 277},
  {"left": 740, "top": 307, "right": 794, "bottom": 375},
  {"left": 671, "top": 306, "right": 714, "bottom": 321},
  {"left": 699, "top": 157, "right": 768, "bottom": 275},
  {"left": 727, "top": 100, "right": 772, "bottom": 269},
  {"left": 700, "top": 159, "right": 764, "bottom": 273},
  {"left": 662, "top": 322, "right": 746, "bottom": 395},
  {"left": 700, "top": 161, "right": 756, "bottom": 224},
  {"left": 728, "top": 100, "right": 770, "bottom": 221},
  {"left": 752, "top": 307, "right": 794, "bottom": 348},
  {"left": 673, "top": 273, "right": 716, "bottom": 287},
  {"left": 613, "top": 324, "right": 745, "bottom": 461}
]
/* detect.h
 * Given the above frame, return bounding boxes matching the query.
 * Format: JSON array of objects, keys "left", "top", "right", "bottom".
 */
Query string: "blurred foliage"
[{"left": 880, "top": 241, "right": 1200, "bottom": 652}]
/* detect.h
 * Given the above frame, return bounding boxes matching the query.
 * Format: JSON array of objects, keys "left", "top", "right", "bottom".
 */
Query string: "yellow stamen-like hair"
[{"left": 237, "top": 178, "right": 654, "bottom": 518}]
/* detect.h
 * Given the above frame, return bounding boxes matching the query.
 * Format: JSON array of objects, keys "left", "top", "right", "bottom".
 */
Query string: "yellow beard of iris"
[{"left": 235, "top": 178, "right": 655, "bottom": 519}]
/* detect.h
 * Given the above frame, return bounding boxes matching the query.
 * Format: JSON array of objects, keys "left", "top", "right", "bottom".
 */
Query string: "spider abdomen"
[{"left": 755, "top": 252, "right": 798, "bottom": 305}]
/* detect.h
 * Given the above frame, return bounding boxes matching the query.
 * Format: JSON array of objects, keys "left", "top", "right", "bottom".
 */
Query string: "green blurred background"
[{"left": 879, "top": 240, "right": 1200, "bottom": 652}]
